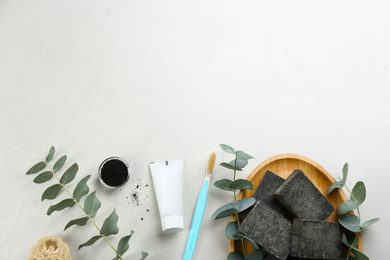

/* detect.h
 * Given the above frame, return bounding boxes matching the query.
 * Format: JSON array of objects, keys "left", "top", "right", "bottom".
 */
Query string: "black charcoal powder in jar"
[{"left": 99, "top": 157, "right": 129, "bottom": 188}]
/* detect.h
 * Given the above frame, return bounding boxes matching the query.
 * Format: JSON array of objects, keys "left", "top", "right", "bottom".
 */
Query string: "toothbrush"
[{"left": 183, "top": 152, "right": 217, "bottom": 260}]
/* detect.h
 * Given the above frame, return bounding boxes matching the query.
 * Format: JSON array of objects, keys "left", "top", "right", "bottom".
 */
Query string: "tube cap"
[{"left": 161, "top": 215, "right": 184, "bottom": 233}]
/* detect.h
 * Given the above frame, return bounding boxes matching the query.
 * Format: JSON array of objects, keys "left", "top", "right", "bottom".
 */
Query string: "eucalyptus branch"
[
  {"left": 45, "top": 163, "right": 88, "bottom": 217},
  {"left": 232, "top": 152, "right": 247, "bottom": 258},
  {"left": 26, "top": 146, "right": 148, "bottom": 260},
  {"left": 341, "top": 180, "right": 362, "bottom": 225},
  {"left": 340, "top": 181, "right": 361, "bottom": 260},
  {"left": 212, "top": 144, "right": 256, "bottom": 260},
  {"left": 46, "top": 162, "right": 122, "bottom": 257},
  {"left": 327, "top": 163, "right": 380, "bottom": 260},
  {"left": 346, "top": 235, "right": 359, "bottom": 260}
]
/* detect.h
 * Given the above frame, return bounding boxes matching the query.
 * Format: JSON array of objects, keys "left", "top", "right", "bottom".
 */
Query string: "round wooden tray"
[{"left": 230, "top": 153, "right": 363, "bottom": 254}]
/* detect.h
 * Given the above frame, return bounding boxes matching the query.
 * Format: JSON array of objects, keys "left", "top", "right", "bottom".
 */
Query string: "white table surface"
[{"left": 1, "top": 0, "right": 389, "bottom": 259}]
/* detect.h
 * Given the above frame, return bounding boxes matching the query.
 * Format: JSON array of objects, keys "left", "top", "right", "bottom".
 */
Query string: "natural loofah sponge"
[{"left": 27, "top": 236, "right": 71, "bottom": 260}]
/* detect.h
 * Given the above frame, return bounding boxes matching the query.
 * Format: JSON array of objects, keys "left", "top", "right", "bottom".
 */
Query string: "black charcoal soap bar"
[
  {"left": 274, "top": 169, "right": 334, "bottom": 220},
  {"left": 264, "top": 254, "right": 315, "bottom": 260},
  {"left": 252, "top": 170, "right": 286, "bottom": 215},
  {"left": 239, "top": 200, "right": 292, "bottom": 260},
  {"left": 291, "top": 219, "right": 342, "bottom": 259},
  {"left": 264, "top": 256, "right": 312, "bottom": 260}
]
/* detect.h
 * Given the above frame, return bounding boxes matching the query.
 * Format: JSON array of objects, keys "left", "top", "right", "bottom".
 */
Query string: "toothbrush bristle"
[{"left": 207, "top": 152, "right": 217, "bottom": 174}]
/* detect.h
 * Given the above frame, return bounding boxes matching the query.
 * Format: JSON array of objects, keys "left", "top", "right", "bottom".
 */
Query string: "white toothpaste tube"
[{"left": 149, "top": 159, "right": 184, "bottom": 233}]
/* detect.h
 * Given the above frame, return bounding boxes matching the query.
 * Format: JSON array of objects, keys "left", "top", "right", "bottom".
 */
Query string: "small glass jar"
[{"left": 98, "top": 157, "right": 130, "bottom": 189}]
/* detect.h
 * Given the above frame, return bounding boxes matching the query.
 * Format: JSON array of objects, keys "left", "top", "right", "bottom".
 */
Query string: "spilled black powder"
[
  {"left": 100, "top": 159, "right": 128, "bottom": 187},
  {"left": 131, "top": 191, "right": 140, "bottom": 206},
  {"left": 120, "top": 177, "right": 151, "bottom": 221}
]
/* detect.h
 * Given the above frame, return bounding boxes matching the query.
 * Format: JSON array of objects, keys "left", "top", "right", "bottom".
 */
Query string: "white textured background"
[{"left": 1, "top": 0, "right": 389, "bottom": 259}]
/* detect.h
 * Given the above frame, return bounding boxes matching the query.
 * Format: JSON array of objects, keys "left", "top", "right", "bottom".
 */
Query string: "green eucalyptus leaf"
[
  {"left": 327, "top": 181, "right": 344, "bottom": 194},
  {"left": 100, "top": 208, "right": 119, "bottom": 236},
  {"left": 60, "top": 163, "right": 78, "bottom": 185},
  {"left": 64, "top": 216, "right": 89, "bottom": 231},
  {"left": 33, "top": 171, "right": 53, "bottom": 184},
  {"left": 220, "top": 144, "right": 236, "bottom": 155},
  {"left": 220, "top": 162, "right": 242, "bottom": 171},
  {"left": 338, "top": 200, "right": 360, "bottom": 215},
  {"left": 26, "top": 161, "right": 46, "bottom": 175},
  {"left": 41, "top": 184, "right": 63, "bottom": 201},
  {"left": 84, "top": 191, "right": 101, "bottom": 218},
  {"left": 351, "top": 181, "right": 366, "bottom": 205},
  {"left": 116, "top": 231, "right": 135, "bottom": 257},
  {"left": 112, "top": 257, "right": 119, "bottom": 260},
  {"left": 236, "top": 197, "right": 256, "bottom": 212},
  {"left": 246, "top": 250, "right": 263, "bottom": 260},
  {"left": 360, "top": 217, "right": 380, "bottom": 228},
  {"left": 73, "top": 175, "right": 91, "bottom": 202},
  {"left": 229, "top": 179, "right": 253, "bottom": 191},
  {"left": 214, "top": 179, "right": 234, "bottom": 191},
  {"left": 140, "top": 252, "right": 148, "bottom": 260},
  {"left": 79, "top": 235, "right": 103, "bottom": 250},
  {"left": 212, "top": 202, "right": 239, "bottom": 220},
  {"left": 339, "top": 213, "right": 362, "bottom": 233},
  {"left": 53, "top": 155, "right": 67, "bottom": 172},
  {"left": 229, "top": 159, "right": 248, "bottom": 169},
  {"left": 46, "top": 146, "right": 55, "bottom": 163},
  {"left": 233, "top": 233, "right": 260, "bottom": 250},
  {"left": 227, "top": 251, "right": 245, "bottom": 260},
  {"left": 338, "top": 182, "right": 366, "bottom": 215},
  {"left": 342, "top": 232, "right": 358, "bottom": 247},
  {"left": 351, "top": 247, "right": 369, "bottom": 260},
  {"left": 236, "top": 159, "right": 248, "bottom": 169},
  {"left": 237, "top": 151, "right": 254, "bottom": 160},
  {"left": 47, "top": 198, "right": 75, "bottom": 215},
  {"left": 342, "top": 163, "right": 348, "bottom": 184},
  {"left": 226, "top": 221, "right": 239, "bottom": 240},
  {"left": 342, "top": 234, "right": 349, "bottom": 247}
]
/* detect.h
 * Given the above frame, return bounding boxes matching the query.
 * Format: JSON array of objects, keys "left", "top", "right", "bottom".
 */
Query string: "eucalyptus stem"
[
  {"left": 343, "top": 182, "right": 362, "bottom": 224},
  {"left": 328, "top": 163, "right": 378, "bottom": 260},
  {"left": 343, "top": 182, "right": 361, "bottom": 260},
  {"left": 233, "top": 153, "right": 247, "bottom": 258},
  {"left": 45, "top": 163, "right": 122, "bottom": 260},
  {"left": 346, "top": 234, "right": 359, "bottom": 260},
  {"left": 214, "top": 144, "right": 255, "bottom": 260}
]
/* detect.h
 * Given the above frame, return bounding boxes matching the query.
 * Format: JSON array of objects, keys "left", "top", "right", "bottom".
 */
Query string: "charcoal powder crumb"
[{"left": 131, "top": 191, "right": 140, "bottom": 206}]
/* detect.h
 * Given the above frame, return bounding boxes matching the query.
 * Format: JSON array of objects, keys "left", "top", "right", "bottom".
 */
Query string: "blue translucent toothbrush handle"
[{"left": 183, "top": 179, "right": 209, "bottom": 260}]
